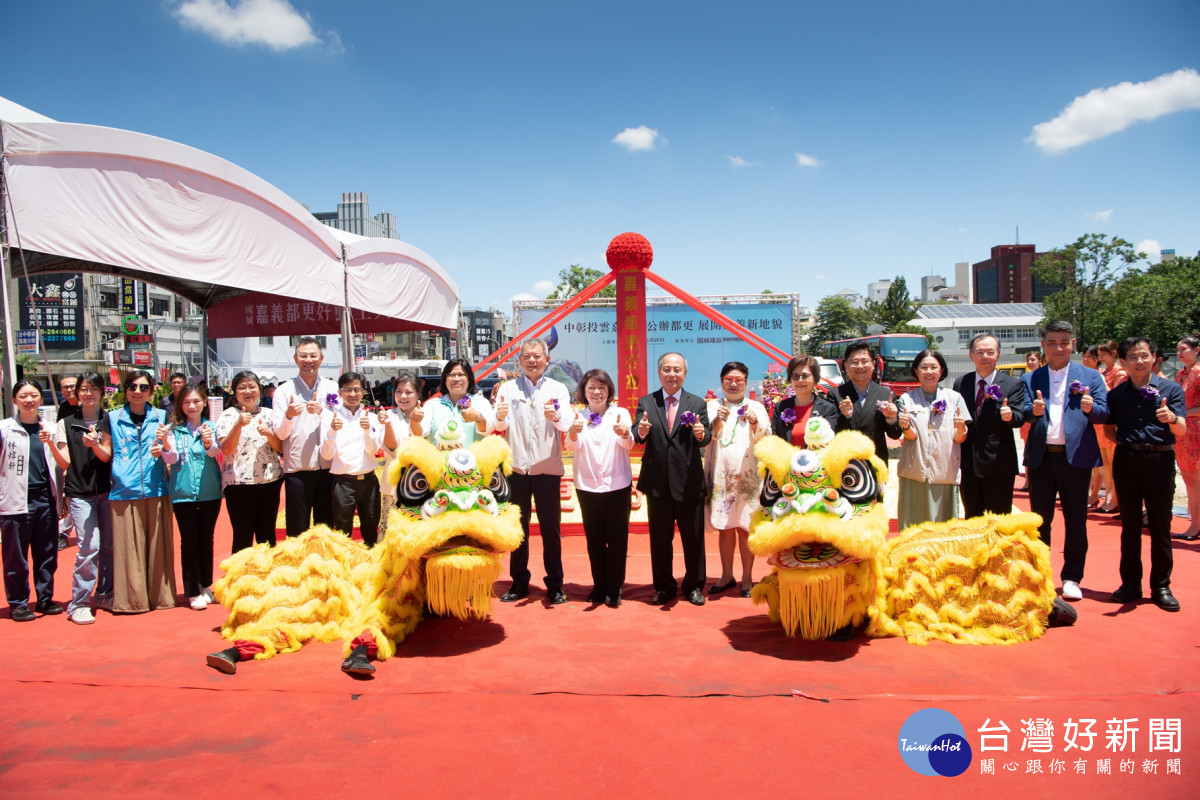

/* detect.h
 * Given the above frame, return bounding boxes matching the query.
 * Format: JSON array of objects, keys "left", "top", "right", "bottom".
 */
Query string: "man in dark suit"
[
  {"left": 954, "top": 333, "right": 1027, "bottom": 517},
  {"left": 833, "top": 341, "right": 901, "bottom": 463},
  {"left": 1023, "top": 319, "right": 1108, "bottom": 602},
  {"left": 633, "top": 352, "right": 712, "bottom": 606}
]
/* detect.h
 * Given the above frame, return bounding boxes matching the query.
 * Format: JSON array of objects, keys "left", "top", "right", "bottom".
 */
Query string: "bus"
[{"left": 821, "top": 334, "right": 929, "bottom": 395}]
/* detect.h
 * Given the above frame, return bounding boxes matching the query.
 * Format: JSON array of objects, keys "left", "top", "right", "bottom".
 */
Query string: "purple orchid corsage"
[
  {"left": 457, "top": 395, "right": 471, "bottom": 410},
  {"left": 1140, "top": 385, "right": 1159, "bottom": 401},
  {"left": 736, "top": 405, "right": 746, "bottom": 419},
  {"left": 551, "top": 398, "right": 560, "bottom": 411},
  {"left": 324, "top": 392, "right": 339, "bottom": 409},
  {"left": 1069, "top": 380, "right": 1085, "bottom": 395},
  {"left": 680, "top": 411, "right": 697, "bottom": 426},
  {"left": 779, "top": 408, "right": 796, "bottom": 425},
  {"left": 875, "top": 400, "right": 890, "bottom": 412},
  {"left": 588, "top": 411, "right": 603, "bottom": 426},
  {"left": 930, "top": 399, "right": 947, "bottom": 415},
  {"left": 985, "top": 384, "right": 1004, "bottom": 402}
]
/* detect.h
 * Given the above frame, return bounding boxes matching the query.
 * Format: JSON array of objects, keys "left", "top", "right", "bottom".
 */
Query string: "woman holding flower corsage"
[
  {"left": 895, "top": 350, "right": 971, "bottom": 530},
  {"left": 705, "top": 361, "right": 769, "bottom": 597},
  {"left": 770, "top": 355, "right": 839, "bottom": 447},
  {"left": 417, "top": 359, "right": 495, "bottom": 449},
  {"left": 564, "top": 369, "right": 633, "bottom": 607}
]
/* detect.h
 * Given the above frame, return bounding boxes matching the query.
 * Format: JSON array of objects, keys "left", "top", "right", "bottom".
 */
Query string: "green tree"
[
  {"left": 546, "top": 264, "right": 615, "bottom": 300},
  {"left": 805, "top": 295, "right": 871, "bottom": 353},
  {"left": 1032, "top": 233, "right": 1144, "bottom": 349},
  {"left": 1087, "top": 255, "right": 1200, "bottom": 348},
  {"left": 865, "top": 276, "right": 923, "bottom": 332}
]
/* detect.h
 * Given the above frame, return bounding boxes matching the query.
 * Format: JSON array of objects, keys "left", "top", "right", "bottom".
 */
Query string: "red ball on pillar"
[{"left": 606, "top": 232, "right": 654, "bottom": 272}]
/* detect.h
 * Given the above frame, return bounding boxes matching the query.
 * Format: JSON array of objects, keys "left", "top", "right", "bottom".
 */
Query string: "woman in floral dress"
[{"left": 705, "top": 361, "right": 768, "bottom": 597}]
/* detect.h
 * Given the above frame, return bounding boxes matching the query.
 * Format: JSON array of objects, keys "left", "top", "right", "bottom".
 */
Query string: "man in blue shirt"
[{"left": 1105, "top": 336, "right": 1187, "bottom": 612}]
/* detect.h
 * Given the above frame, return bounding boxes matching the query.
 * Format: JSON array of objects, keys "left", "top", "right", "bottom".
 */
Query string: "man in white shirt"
[
  {"left": 494, "top": 339, "right": 574, "bottom": 604},
  {"left": 272, "top": 337, "right": 340, "bottom": 537},
  {"left": 1023, "top": 320, "right": 1108, "bottom": 601},
  {"left": 320, "top": 372, "right": 383, "bottom": 547}
]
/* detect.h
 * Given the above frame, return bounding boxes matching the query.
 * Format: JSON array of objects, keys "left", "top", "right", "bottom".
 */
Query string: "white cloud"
[
  {"left": 1136, "top": 239, "right": 1161, "bottom": 261},
  {"left": 957, "top": 227, "right": 968, "bottom": 233},
  {"left": 813, "top": 273, "right": 828, "bottom": 280},
  {"left": 1087, "top": 209, "right": 1114, "bottom": 222},
  {"left": 532, "top": 280, "right": 555, "bottom": 295},
  {"left": 613, "top": 126, "right": 662, "bottom": 152},
  {"left": 725, "top": 155, "right": 756, "bottom": 167},
  {"left": 1028, "top": 68, "right": 1200, "bottom": 155},
  {"left": 509, "top": 292, "right": 539, "bottom": 305},
  {"left": 175, "top": 0, "right": 327, "bottom": 52},
  {"left": 795, "top": 152, "right": 822, "bottom": 168}
]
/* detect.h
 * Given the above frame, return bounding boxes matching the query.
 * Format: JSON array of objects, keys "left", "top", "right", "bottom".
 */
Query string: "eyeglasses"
[
  {"left": 790, "top": 373, "right": 813, "bottom": 381},
  {"left": 127, "top": 383, "right": 151, "bottom": 392},
  {"left": 846, "top": 359, "right": 873, "bottom": 367},
  {"left": 722, "top": 376, "right": 746, "bottom": 384},
  {"left": 341, "top": 388, "right": 365, "bottom": 394}
]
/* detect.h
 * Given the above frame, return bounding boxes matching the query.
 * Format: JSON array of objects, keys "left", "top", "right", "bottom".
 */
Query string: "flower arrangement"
[
  {"left": 605, "top": 232, "right": 654, "bottom": 272},
  {"left": 1140, "top": 385, "right": 1159, "bottom": 401},
  {"left": 985, "top": 384, "right": 1004, "bottom": 402},
  {"left": 1069, "top": 380, "right": 1085, "bottom": 395},
  {"left": 705, "top": 389, "right": 717, "bottom": 400},
  {"left": 679, "top": 411, "right": 697, "bottom": 426},
  {"left": 588, "top": 411, "right": 603, "bottom": 426}
]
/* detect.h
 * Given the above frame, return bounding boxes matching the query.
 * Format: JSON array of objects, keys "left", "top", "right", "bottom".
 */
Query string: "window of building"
[
  {"left": 149, "top": 297, "right": 170, "bottom": 316},
  {"left": 958, "top": 329, "right": 972, "bottom": 343},
  {"left": 289, "top": 335, "right": 328, "bottom": 350},
  {"left": 99, "top": 290, "right": 118, "bottom": 309},
  {"left": 259, "top": 337, "right": 274, "bottom": 346},
  {"left": 996, "top": 328, "right": 1014, "bottom": 341}
]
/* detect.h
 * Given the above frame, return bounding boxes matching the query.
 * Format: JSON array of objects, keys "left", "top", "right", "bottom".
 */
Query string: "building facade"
[{"left": 972, "top": 244, "right": 1057, "bottom": 304}]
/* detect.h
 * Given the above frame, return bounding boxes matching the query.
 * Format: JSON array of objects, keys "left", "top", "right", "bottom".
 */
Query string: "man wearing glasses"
[
  {"left": 272, "top": 337, "right": 340, "bottom": 537},
  {"left": 833, "top": 341, "right": 901, "bottom": 463},
  {"left": 494, "top": 338, "right": 574, "bottom": 603}
]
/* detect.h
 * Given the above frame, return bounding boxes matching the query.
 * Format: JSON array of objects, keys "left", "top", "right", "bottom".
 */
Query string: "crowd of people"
[{"left": 2, "top": 323, "right": 1196, "bottom": 627}]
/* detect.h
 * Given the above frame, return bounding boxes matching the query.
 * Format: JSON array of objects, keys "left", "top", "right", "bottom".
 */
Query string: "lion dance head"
[{"left": 748, "top": 420, "right": 889, "bottom": 640}]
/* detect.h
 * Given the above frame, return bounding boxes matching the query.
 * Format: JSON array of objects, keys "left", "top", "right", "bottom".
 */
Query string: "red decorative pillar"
[{"left": 606, "top": 233, "right": 653, "bottom": 421}]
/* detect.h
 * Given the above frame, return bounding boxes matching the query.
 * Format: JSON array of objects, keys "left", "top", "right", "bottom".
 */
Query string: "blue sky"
[{"left": 3, "top": 1, "right": 1198, "bottom": 315}]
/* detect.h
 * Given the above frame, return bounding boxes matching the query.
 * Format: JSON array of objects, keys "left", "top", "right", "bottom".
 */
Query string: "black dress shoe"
[
  {"left": 1109, "top": 585, "right": 1143, "bottom": 604},
  {"left": 549, "top": 590, "right": 568, "bottom": 605},
  {"left": 11, "top": 606, "right": 34, "bottom": 622},
  {"left": 686, "top": 589, "right": 706, "bottom": 606},
  {"left": 740, "top": 583, "right": 753, "bottom": 598},
  {"left": 649, "top": 591, "right": 672, "bottom": 606},
  {"left": 1152, "top": 587, "right": 1180, "bottom": 612},
  {"left": 341, "top": 644, "right": 375, "bottom": 675},
  {"left": 708, "top": 580, "right": 736, "bottom": 595},
  {"left": 205, "top": 647, "right": 241, "bottom": 674},
  {"left": 585, "top": 591, "right": 599, "bottom": 603},
  {"left": 500, "top": 587, "right": 528, "bottom": 602},
  {"left": 35, "top": 600, "right": 64, "bottom": 616},
  {"left": 605, "top": 595, "right": 621, "bottom": 608}
]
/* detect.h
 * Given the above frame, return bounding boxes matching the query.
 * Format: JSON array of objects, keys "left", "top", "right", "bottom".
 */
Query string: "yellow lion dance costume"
[
  {"left": 205, "top": 435, "right": 523, "bottom": 675},
  {"left": 749, "top": 419, "right": 1068, "bottom": 645}
]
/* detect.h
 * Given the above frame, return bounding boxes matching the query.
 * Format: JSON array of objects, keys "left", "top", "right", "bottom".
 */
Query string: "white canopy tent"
[{"left": 0, "top": 96, "right": 458, "bottom": 391}]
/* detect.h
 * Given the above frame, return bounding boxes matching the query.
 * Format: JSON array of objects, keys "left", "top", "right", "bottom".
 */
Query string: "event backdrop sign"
[
  {"left": 18, "top": 272, "right": 83, "bottom": 351},
  {"left": 516, "top": 302, "right": 793, "bottom": 396}
]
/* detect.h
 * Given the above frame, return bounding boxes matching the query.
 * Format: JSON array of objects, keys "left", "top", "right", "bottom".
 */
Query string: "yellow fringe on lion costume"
[
  {"left": 207, "top": 435, "right": 524, "bottom": 674},
  {"left": 749, "top": 419, "right": 1071, "bottom": 645}
]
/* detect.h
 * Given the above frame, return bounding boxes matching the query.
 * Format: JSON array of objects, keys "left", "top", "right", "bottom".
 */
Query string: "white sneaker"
[
  {"left": 189, "top": 595, "right": 209, "bottom": 611},
  {"left": 68, "top": 608, "right": 96, "bottom": 625},
  {"left": 203, "top": 587, "right": 216, "bottom": 604},
  {"left": 1062, "top": 581, "right": 1083, "bottom": 601}
]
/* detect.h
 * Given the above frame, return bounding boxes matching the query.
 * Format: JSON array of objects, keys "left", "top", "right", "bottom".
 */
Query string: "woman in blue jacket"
[
  {"left": 160, "top": 384, "right": 222, "bottom": 611},
  {"left": 95, "top": 371, "right": 175, "bottom": 613}
]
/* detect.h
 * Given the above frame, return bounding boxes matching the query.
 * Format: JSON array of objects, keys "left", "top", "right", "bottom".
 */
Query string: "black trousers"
[
  {"left": 1114, "top": 447, "right": 1175, "bottom": 591},
  {"left": 331, "top": 472, "right": 381, "bottom": 547},
  {"left": 283, "top": 469, "right": 334, "bottom": 537},
  {"left": 577, "top": 486, "right": 632, "bottom": 600},
  {"left": 645, "top": 493, "right": 706, "bottom": 595},
  {"left": 172, "top": 499, "right": 221, "bottom": 597},
  {"left": 224, "top": 480, "right": 282, "bottom": 553},
  {"left": 507, "top": 473, "right": 564, "bottom": 593},
  {"left": 960, "top": 464, "right": 1017, "bottom": 518},
  {"left": 1027, "top": 451, "right": 1091, "bottom": 583},
  {"left": 1, "top": 504, "right": 57, "bottom": 610}
]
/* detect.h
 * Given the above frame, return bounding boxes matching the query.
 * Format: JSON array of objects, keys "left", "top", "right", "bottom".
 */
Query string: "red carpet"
[{"left": 2, "top": 491, "right": 1197, "bottom": 798}]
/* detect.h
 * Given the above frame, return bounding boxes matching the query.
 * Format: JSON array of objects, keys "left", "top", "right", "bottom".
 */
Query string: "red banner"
[
  {"left": 616, "top": 271, "right": 648, "bottom": 419},
  {"left": 205, "top": 292, "right": 447, "bottom": 338}
]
